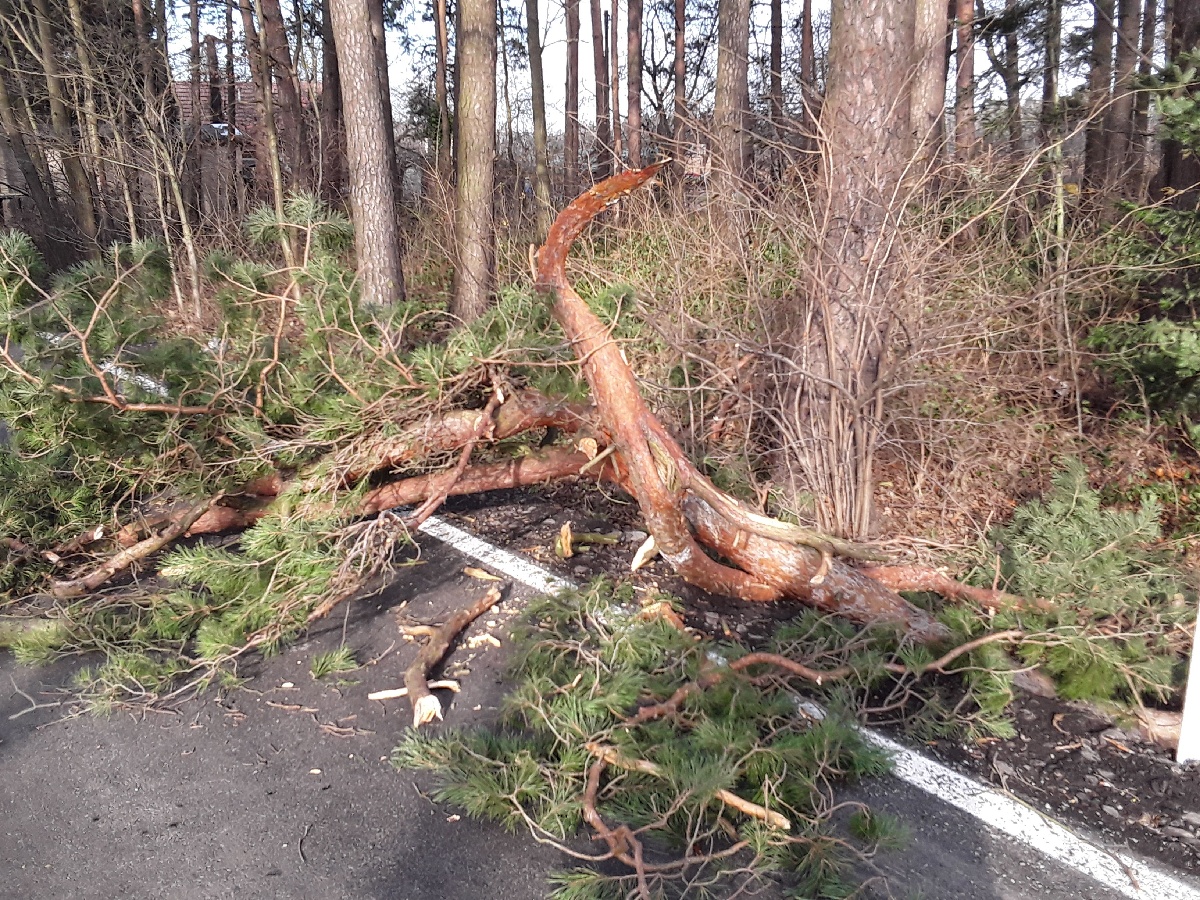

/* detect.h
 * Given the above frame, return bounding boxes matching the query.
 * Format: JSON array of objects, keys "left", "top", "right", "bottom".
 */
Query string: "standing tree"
[
  {"left": 911, "top": 0, "right": 948, "bottom": 165},
  {"left": 954, "top": 0, "right": 976, "bottom": 158},
  {"left": 329, "top": 0, "right": 406, "bottom": 308},
  {"left": 434, "top": 0, "right": 452, "bottom": 177},
  {"left": 565, "top": 0, "right": 581, "bottom": 196},
  {"left": 712, "top": 0, "right": 751, "bottom": 220},
  {"left": 1084, "top": 0, "right": 1116, "bottom": 191},
  {"left": 671, "top": 0, "right": 686, "bottom": 171},
  {"left": 627, "top": 0, "right": 643, "bottom": 167},
  {"left": 590, "top": 0, "right": 612, "bottom": 177},
  {"left": 780, "top": 0, "right": 917, "bottom": 538},
  {"left": 450, "top": 0, "right": 497, "bottom": 321},
  {"left": 1105, "top": 0, "right": 1142, "bottom": 190},
  {"left": 526, "top": 0, "right": 554, "bottom": 236}
]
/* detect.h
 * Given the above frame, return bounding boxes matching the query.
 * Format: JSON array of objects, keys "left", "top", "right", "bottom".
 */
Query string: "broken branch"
[{"left": 404, "top": 584, "right": 505, "bottom": 727}]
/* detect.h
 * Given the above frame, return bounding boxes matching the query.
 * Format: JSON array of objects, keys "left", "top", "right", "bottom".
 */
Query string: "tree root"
[
  {"left": 404, "top": 584, "right": 504, "bottom": 727},
  {"left": 860, "top": 565, "right": 1051, "bottom": 613}
]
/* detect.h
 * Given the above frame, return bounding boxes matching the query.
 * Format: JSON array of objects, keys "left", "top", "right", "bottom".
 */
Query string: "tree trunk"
[
  {"left": 671, "top": 0, "right": 686, "bottom": 175},
  {"left": 527, "top": 0, "right": 554, "bottom": 237},
  {"left": 367, "top": 0, "right": 400, "bottom": 196},
  {"left": 450, "top": 0, "right": 497, "bottom": 321},
  {"left": 239, "top": 0, "right": 274, "bottom": 201},
  {"left": 227, "top": 0, "right": 242, "bottom": 213},
  {"left": 769, "top": 0, "right": 783, "bottom": 140},
  {"left": 1130, "top": 0, "right": 1157, "bottom": 193},
  {"left": 498, "top": 0, "right": 517, "bottom": 175},
  {"left": 261, "top": 0, "right": 311, "bottom": 188},
  {"left": 320, "top": 0, "right": 345, "bottom": 199},
  {"left": 784, "top": 0, "right": 916, "bottom": 539},
  {"left": 0, "top": 67, "right": 65, "bottom": 262},
  {"left": 1105, "top": 0, "right": 1142, "bottom": 191},
  {"left": 329, "top": 0, "right": 406, "bottom": 308},
  {"left": 1154, "top": 0, "right": 1200, "bottom": 204},
  {"left": 434, "top": 0, "right": 452, "bottom": 177},
  {"left": 590, "top": 0, "right": 612, "bottom": 178},
  {"left": 609, "top": 6, "right": 623, "bottom": 168},
  {"left": 800, "top": 0, "right": 815, "bottom": 137},
  {"left": 535, "top": 165, "right": 950, "bottom": 642},
  {"left": 712, "top": 0, "right": 751, "bottom": 215},
  {"left": 32, "top": 0, "right": 98, "bottom": 255},
  {"left": 627, "top": 0, "right": 643, "bottom": 168},
  {"left": 1041, "top": 0, "right": 1061, "bottom": 145},
  {"left": 1084, "top": 0, "right": 1116, "bottom": 192},
  {"left": 911, "top": 0, "right": 948, "bottom": 166},
  {"left": 565, "top": 0, "right": 581, "bottom": 197},
  {"left": 1003, "top": 0, "right": 1022, "bottom": 150},
  {"left": 954, "top": 0, "right": 976, "bottom": 158}
]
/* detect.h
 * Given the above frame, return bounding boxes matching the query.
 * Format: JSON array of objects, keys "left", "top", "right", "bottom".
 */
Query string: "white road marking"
[
  {"left": 419, "top": 514, "right": 1200, "bottom": 900},
  {"left": 417, "top": 516, "right": 572, "bottom": 595}
]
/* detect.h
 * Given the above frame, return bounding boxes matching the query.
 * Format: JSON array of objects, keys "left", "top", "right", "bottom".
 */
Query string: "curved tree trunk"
[{"left": 535, "top": 165, "right": 950, "bottom": 643}]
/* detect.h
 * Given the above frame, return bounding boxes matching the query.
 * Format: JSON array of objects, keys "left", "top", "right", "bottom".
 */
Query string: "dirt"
[{"left": 436, "top": 481, "right": 1200, "bottom": 879}]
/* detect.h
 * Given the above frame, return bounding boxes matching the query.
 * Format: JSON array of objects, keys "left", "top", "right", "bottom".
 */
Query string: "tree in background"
[
  {"left": 329, "top": 0, "right": 405, "bottom": 307},
  {"left": 451, "top": 0, "right": 497, "bottom": 321},
  {"left": 711, "top": 0, "right": 750, "bottom": 224}
]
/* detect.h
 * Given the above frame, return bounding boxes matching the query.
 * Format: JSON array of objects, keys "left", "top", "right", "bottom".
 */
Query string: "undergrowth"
[{"left": 393, "top": 581, "right": 899, "bottom": 900}]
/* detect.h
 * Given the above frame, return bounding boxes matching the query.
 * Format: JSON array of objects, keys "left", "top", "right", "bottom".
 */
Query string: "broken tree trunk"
[{"left": 535, "top": 165, "right": 950, "bottom": 643}]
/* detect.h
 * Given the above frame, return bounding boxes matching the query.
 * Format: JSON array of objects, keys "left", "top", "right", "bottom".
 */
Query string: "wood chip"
[
  {"left": 367, "top": 680, "right": 461, "bottom": 701},
  {"left": 463, "top": 566, "right": 502, "bottom": 582}
]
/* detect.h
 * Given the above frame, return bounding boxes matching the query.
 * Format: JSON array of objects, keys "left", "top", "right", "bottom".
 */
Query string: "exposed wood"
[
  {"left": 404, "top": 585, "right": 504, "bottom": 726},
  {"left": 535, "top": 165, "right": 950, "bottom": 642},
  {"left": 50, "top": 496, "right": 219, "bottom": 600}
]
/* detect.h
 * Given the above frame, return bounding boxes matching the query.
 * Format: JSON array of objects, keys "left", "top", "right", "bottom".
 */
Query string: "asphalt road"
[{"left": 0, "top": 534, "right": 1192, "bottom": 900}]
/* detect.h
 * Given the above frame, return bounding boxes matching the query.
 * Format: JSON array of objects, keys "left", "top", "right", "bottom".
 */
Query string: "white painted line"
[
  {"left": 862, "top": 729, "right": 1199, "bottom": 899},
  {"left": 418, "top": 514, "right": 1200, "bottom": 900},
  {"left": 418, "top": 516, "right": 574, "bottom": 596}
]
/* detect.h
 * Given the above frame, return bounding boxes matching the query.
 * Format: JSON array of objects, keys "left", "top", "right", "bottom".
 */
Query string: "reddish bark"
[{"left": 535, "top": 166, "right": 951, "bottom": 642}]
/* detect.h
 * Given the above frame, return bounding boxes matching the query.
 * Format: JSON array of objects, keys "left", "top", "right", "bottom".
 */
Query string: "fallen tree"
[{"left": 1, "top": 167, "right": 1026, "bottom": 646}]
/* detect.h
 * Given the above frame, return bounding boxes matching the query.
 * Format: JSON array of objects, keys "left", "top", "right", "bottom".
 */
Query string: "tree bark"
[
  {"left": 609, "top": 6, "right": 623, "bottom": 168},
  {"left": 590, "top": 0, "right": 612, "bottom": 178},
  {"left": 671, "top": 0, "right": 687, "bottom": 175},
  {"left": 911, "top": 0, "right": 948, "bottom": 166},
  {"left": 320, "top": 0, "right": 345, "bottom": 199},
  {"left": 367, "top": 0, "right": 400, "bottom": 195},
  {"left": 1154, "top": 0, "right": 1200, "bottom": 204},
  {"left": 565, "top": 0, "right": 581, "bottom": 197},
  {"left": 329, "top": 0, "right": 406, "bottom": 308},
  {"left": 449, "top": 0, "right": 497, "bottom": 321},
  {"left": 1105, "top": 0, "right": 1142, "bottom": 191},
  {"left": 535, "top": 165, "right": 950, "bottom": 642},
  {"left": 1130, "top": 0, "right": 1157, "bottom": 193},
  {"left": 1085, "top": 0, "right": 1116, "bottom": 192},
  {"left": 31, "top": 0, "right": 98, "bottom": 254},
  {"left": 434, "top": 0, "right": 452, "bottom": 177},
  {"left": 1041, "top": 0, "right": 1061, "bottom": 146},
  {"left": 712, "top": 0, "right": 751, "bottom": 221},
  {"left": 785, "top": 0, "right": 916, "bottom": 539},
  {"left": 261, "top": 0, "right": 311, "bottom": 188},
  {"left": 769, "top": 0, "right": 783, "bottom": 140},
  {"left": 627, "top": 0, "right": 643, "bottom": 168},
  {"left": 526, "top": 0, "right": 555, "bottom": 237},
  {"left": 954, "top": 0, "right": 976, "bottom": 158}
]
